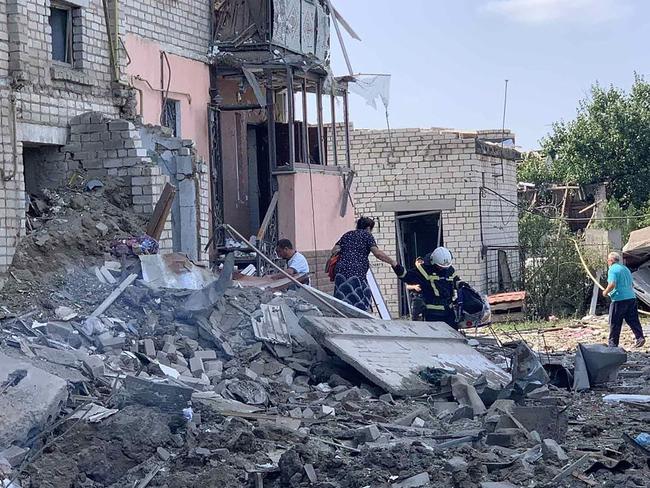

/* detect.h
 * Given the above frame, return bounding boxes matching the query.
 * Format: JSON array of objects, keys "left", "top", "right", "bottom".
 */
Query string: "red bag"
[{"left": 326, "top": 254, "right": 339, "bottom": 282}]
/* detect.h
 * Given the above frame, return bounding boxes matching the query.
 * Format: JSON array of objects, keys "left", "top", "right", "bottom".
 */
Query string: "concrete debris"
[
  {"left": 0, "top": 353, "right": 68, "bottom": 448},
  {"left": 54, "top": 306, "right": 77, "bottom": 321},
  {"left": 541, "top": 438, "right": 569, "bottom": 462},
  {"left": 0, "top": 446, "right": 28, "bottom": 467},
  {"left": 391, "top": 472, "right": 431, "bottom": 487},
  {"left": 0, "top": 184, "right": 649, "bottom": 487},
  {"left": 69, "top": 403, "right": 119, "bottom": 423},
  {"left": 300, "top": 316, "right": 510, "bottom": 395}
]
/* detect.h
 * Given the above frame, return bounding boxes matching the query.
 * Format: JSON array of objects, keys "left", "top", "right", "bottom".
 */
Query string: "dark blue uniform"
[{"left": 393, "top": 262, "right": 460, "bottom": 329}]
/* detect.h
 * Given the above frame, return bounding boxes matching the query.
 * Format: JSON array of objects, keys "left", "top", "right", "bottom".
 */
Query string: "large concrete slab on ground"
[
  {"left": 300, "top": 317, "right": 511, "bottom": 396},
  {"left": 0, "top": 352, "right": 68, "bottom": 448}
]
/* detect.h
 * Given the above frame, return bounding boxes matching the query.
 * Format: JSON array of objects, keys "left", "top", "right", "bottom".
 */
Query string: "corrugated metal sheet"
[
  {"left": 251, "top": 304, "right": 292, "bottom": 345},
  {"left": 300, "top": 317, "right": 511, "bottom": 396}
]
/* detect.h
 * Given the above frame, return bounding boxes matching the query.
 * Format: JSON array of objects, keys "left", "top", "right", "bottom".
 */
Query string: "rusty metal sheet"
[
  {"left": 251, "top": 304, "right": 292, "bottom": 345},
  {"left": 300, "top": 317, "right": 511, "bottom": 396},
  {"left": 301, "top": 0, "right": 316, "bottom": 55}
]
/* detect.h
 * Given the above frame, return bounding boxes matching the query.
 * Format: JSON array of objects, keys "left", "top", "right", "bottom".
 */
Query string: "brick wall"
[
  {"left": 120, "top": 0, "right": 211, "bottom": 62},
  {"left": 0, "top": 0, "right": 212, "bottom": 279},
  {"left": 349, "top": 128, "right": 520, "bottom": 315},
  {"left": 302, "top": 249, "right": 334, "bottom": 294}
]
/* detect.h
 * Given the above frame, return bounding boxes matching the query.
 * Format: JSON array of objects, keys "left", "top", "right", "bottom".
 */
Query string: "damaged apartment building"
[
  {"left": 0, "top": 0, "right": 356, "bottom": 290},
  {"left": 210, "top": 0, "right": 355, "bottom": 290},
  {"left": 351, "top": 128, "right": 522, "bottom": 316},
  {"left": 0, "top": 0, "right": 213, "bottom": 285}
]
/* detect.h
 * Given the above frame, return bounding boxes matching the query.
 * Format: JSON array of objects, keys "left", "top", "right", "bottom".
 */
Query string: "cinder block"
[
  {"left": 144, "top": 338, "right": 156, "bottom": 358},
  {"left": 189, "top": 357, "right": 204, "bottom": 377}
]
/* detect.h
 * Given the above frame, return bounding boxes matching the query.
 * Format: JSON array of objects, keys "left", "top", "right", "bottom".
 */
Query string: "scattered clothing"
[
  {"left": 608, "top": 298, "right": 644, "bottom": 347},
  {"left": 333, "top": 229, "right": 377, "bottom": 310},
  {"left": 607, "top": 263, "right": 636, "bottom": 301}
]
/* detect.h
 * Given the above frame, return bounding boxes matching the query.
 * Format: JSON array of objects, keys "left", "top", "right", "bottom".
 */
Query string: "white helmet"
[{"left": 431, "top": 247, "right": 453, "bottom": 268}]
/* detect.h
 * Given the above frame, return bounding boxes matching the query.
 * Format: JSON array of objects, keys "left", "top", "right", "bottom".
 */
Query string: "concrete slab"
[
  {"left": 300, "top": 317, "right": 510, "bottom": 396},
  {"left": 0, "top": 352, "right": 68, "bottom": 448},
  {"left": 118, "top": 375, "right": 193, "bottom": 413}
]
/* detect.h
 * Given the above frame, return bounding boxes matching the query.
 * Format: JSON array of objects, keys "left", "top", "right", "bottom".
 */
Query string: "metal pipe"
[
  {"left": 286, "top": 67, "right": 295, "bottom": 166},
  {"left": 316, "top": 80, "right": 325, "bottom": 165},
  {"left": 2, "top": 93, "right": 18, "bottom": 182},
  {"left": 330, "top": 90, "right": 338, "bottom": 166},
  {"left": 101, "top": 0, "right": 120, "bottom": 81},
  {"left": 301, "top": 76, "right": 309, "bottom": 164},
  {"left": 223, "top": 224, "right": 346, "bottom": 318},
  {"left": 343, "top": 88, "right": 351, "bottom": 168}
]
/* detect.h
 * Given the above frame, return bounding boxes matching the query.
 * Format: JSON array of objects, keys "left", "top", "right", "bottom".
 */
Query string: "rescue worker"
[{"left": 392, "top": 247, "right": 460, "bottom": 329}]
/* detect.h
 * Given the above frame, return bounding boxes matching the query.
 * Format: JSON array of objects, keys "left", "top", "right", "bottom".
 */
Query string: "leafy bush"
[{"left": 520, "top": 216, "right": 601, "bottom": 319}]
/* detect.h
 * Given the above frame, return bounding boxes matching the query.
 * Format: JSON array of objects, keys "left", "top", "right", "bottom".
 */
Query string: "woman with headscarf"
[{"left": 330, "top": 217, "right": 397, "bottom": 311}]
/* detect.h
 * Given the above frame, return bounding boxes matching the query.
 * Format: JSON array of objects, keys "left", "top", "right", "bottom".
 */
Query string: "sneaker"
[{"left": 634, "top": 337, "right": 646, "bottom": 348}]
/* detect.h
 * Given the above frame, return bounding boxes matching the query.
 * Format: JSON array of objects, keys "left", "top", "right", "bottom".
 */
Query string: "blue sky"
[{"left": 330, "top": 0, "right": 650, "bottom": 149}]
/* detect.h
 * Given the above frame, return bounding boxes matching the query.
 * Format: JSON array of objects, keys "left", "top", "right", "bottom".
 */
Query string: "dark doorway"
[
  {"left": 396, "top": 211, "right": 443, "bottom": 317},
  {"left": 251, "top": 123, "right": 272, "bottom": 225}
]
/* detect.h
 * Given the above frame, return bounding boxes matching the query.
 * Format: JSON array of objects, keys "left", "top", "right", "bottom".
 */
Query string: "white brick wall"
[
  {"left": 0, "top": 0, "right": 212, "bottom": 277},
  {"left": 349, "top": 128, "right": 520, "bottom": 315}
]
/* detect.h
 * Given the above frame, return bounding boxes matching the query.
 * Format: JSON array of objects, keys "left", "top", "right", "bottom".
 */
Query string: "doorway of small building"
[
  {"left": 396, "top": 211, "right": 443, "bottom": 317},
  {"left": 23, "top": 143, "right": 66, "bottom": 197}
]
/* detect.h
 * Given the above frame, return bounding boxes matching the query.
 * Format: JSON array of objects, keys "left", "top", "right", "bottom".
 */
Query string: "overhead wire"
[{"left": 482, "top": 186, "right": 650, "bottom": 222}]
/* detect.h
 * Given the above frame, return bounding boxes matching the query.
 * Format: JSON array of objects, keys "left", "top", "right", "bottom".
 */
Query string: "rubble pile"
[
  {"left": 2, "top": 177, "right": 145, "bottom": 312},
  {"left": 1, "top": 191, "right": 650, "bottom": 488}
]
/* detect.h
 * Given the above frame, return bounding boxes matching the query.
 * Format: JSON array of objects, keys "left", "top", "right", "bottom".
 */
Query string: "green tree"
[{"left": 533, "top": 75, "right": 650, "bottom": 208}]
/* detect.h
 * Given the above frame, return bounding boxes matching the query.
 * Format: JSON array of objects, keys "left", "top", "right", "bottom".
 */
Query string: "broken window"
[
  {"left": 49, "top": 5, "right": 73, "bottom": 64},
  {"left": 162, "top": 99, "right": 181, "bottom": 137}
]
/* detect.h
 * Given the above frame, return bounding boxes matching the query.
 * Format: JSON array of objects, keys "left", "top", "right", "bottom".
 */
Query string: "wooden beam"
[
  {"left": 339, "top": 171, "right": 354, "bottom": 217},
  {"left": 343, "top": 89, "right": 351, "bottom": 168},
  {"left": 146, "top": 182, "right": 176, "bottom": 240},
  {"left": 286, "top": 67, "right": 295, "bottom": 167},
  {"left": 257, "top": 191, "right": 279, "bottom": 241},
  {"left": 90, "top": 274, "right": 138, "bottom": 318},
  {"left": 330, "top": 91, "right": 338, "bottom": 166},
  {"left": 301, "top": 76, "right": 309, "bottom": 165},
  {"left": 316, "top": 80, "right": 325, "bottom": 165}
]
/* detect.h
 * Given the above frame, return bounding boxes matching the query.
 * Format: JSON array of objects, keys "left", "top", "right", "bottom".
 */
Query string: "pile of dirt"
[{"left": 1, "top": 176, "right": 146, "bottom": 312}]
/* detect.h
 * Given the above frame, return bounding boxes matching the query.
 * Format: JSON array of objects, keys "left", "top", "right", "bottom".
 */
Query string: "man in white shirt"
[{"left": 274, "top": 239, "right": 310, "bottom": 283}]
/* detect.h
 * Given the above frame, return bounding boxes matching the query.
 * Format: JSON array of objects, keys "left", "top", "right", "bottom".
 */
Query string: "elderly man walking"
[{"left": 603, "top": 252, "right": 646, "bottom": 348}]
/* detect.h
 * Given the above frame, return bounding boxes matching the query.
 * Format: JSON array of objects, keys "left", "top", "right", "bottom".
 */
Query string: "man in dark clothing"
[{"left": 392, "top": 247, "right": 460, "bottom": 329}]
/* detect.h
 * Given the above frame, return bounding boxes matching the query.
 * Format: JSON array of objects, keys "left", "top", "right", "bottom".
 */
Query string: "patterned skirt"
[{"left": 334, "top": 273, "right": 372, "bottom": 311}]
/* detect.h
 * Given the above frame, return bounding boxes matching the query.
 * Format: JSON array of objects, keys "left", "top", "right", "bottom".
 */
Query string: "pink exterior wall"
[
  {"left": 123, "top": 34, "right": 210, "bottom": 161},
  {"left": 277, "top": 170, "right": 356, "bottom": 252}
]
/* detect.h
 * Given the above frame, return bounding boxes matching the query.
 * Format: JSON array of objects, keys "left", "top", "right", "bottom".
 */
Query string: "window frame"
[{"left": 49, "top": 2, "right": 74, "bottom": 65}]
